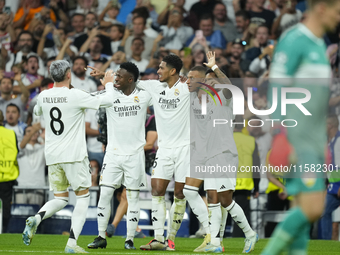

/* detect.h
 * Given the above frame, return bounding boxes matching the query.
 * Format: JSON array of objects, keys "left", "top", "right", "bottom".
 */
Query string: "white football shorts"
[
  {"left": 99, "top": 150, "right": 147, "bottom": 190},
  {"left": 151, "top": 145, "right": 190, "bottom": 183},
  {"left": 204, "top": 152, "right": 238, "bottom": 192},
  {"left": 49, "top": 157, "right": 91, "bottom": 192}
]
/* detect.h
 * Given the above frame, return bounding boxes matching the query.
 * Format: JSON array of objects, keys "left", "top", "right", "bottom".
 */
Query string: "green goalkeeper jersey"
[{"left": 269, "top": 23, "right": 331, "bottom": 158}]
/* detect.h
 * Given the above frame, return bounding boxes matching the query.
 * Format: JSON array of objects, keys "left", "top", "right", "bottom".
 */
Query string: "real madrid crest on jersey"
[
  {"left": 174, "top": 89, "right": 180, "bottom": 96},
  {"left": 134, "top": 96, "right": 140, "bottom": 103}
]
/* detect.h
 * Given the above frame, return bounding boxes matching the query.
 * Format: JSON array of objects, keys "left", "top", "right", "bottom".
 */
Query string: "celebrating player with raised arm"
[
  {"left": 22, "top": 60, "right": 115, "bottom": 253},
  {"left": 203, "top": 51, "right": 258, "bottom": 253},
  {"left": 87, "top": 62, "right": 152, "bottom": 250}
]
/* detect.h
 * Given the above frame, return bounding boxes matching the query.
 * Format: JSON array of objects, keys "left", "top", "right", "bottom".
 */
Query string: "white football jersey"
[
  {"left": 105, "top": 87, "right": 152, "bottom": 155},
  {"left": 138, "top": 79, "right": 190, "bottom": 148},
  {"left": 206, "top": 90, "right": 238, "bottom": 159},
  {"left": 34, "top": 84, "right": 114, "bottom": 165}
]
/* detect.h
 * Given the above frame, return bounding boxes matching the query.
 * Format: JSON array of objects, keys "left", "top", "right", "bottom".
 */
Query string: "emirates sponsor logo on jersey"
[
  {"left": 114, "top": 105, "right": 142, "bottom": 117},
  {"left": 134, "top": 96, "right": 140, "bottom": 103},
  {"left": 158, "top": 98, "right": 180, "bottom": 109}
]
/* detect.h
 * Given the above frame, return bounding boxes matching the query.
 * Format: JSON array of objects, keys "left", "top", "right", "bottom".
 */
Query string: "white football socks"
[
  {"left": 209, "top": 203, "right": 221, "bottom": 246},
  {"left": 183, "top": 185, "right": 210, "bottom": 235},
  {"left": 167, "top": 197, "right": 186, "bottom": 241},
  {"left": 220, "top": 205, "right": 228, "bottom": 242},
  {"left": 225, "top": 200, "right": 254, "bottom": 238},
  {"left": 35, "top": 196, "right": 69, "bottom": 226},
  {"left": 152, "top": 196, "right": 166, "bottom": 242},
  {"left": 126, "top": 190, "right": 140, "bottom": 242},
  {"left": 67, "top": 192, "right": 90, "bottom": 247},
  {"left": 97, "top": 186, "right": 115, "bottom": 238}
]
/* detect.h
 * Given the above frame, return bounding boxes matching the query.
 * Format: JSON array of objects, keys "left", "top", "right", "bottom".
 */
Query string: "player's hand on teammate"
[
  {"left": 87, "top": 66, "right": 105, "bottom": 78},
  {"left": 100, "top": 70, "right": 116, "bottom": 85},
  {"left": 204, "top": 51, "right": 216, "bottom": 69}
]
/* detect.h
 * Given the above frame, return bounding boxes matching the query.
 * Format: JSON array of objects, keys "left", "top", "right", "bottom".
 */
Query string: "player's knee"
[
  {"left": 207, "top": 195, "right": 218, "bottom": 204},
  {"left": 183, "top": 185, "right": 198, "bottom": 199},
  {"left": 152, "top": 187, "right": 165, "bottom": 196},
  {"left": 219, "top": 191, "right": 233, "bottom": 208}
]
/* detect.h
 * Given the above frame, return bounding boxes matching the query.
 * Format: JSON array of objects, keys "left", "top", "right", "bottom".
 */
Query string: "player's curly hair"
[
  {"left": 163, "top": 54, "right": 183, "bottom": 74},
  {"left": 120, "top": 62, "right": 140, "bottom": 82}
]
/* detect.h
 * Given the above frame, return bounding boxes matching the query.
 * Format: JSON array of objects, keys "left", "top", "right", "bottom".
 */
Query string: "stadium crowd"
[{"left": 0, "top": 0, "right": 340, "bottom": 243}]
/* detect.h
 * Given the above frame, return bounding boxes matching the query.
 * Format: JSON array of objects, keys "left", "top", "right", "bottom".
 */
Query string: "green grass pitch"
[{"left": 0, "top": 234, "right": 340, "bottom": 255}]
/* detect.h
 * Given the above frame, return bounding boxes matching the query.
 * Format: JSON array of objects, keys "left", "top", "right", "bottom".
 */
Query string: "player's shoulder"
[{"left": 278, "top": 24, "right": 311, "bottom": 48}]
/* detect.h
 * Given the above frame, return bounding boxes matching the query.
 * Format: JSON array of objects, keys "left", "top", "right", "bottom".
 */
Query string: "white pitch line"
[{"left": 0, "top": 251, "right": 238, "bottom": 255}]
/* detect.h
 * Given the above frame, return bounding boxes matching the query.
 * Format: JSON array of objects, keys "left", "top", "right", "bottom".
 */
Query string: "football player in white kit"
[
  {"left": 87, "top": 62, "right": 151, "bottom": 250},
  {"left": 138, "top": 55, "right": 190, "bottom": 251},
  {"left": 22, "top": 60, "right": 115, "bottom": 253},
  {"left": 203, "top": 51, "right": 258, "bottom": 253}
]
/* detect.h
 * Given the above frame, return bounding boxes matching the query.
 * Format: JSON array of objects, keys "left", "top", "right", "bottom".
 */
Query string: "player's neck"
[
  {"left": 166, "top": 75, "right": 180, "bottom": 88},
  {"left": 303, "top": 15, "right": 325, "bottom": 38},
  {"left": 122, "top": 84, "right": 136, "bottom": 96},
  {"left": 54, "top": 82, "right": 70, "bottom": 88}
]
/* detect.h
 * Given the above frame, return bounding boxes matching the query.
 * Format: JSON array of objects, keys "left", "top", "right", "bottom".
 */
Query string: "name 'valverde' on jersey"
[
  {"left": 105, "top": 87, "right": 152, "bottom": 155},
  {"left": 34, "top": 85, "right": 114, "bottom": 166},
  {"left": 269, "top": 23, "right": 332, "bottom": 156},
  {"left": 137, "top": 79, "right": 190, "bottom": 148}
]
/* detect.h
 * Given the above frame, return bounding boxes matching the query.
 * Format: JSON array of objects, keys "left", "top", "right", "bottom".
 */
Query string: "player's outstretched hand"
[
  {"left": 88, "top": 65, "right": 105, "bottom": 78},
  {"left": 100, "top": 70, "right": 115, "bottom": 85},
  {"left": 204, "top": 51, "right": 216, "bottom": 69}
]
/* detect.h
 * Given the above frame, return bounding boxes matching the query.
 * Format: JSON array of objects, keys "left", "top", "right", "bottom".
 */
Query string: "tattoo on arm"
[{"left": 213, "top": 67, "right": 232, "bottom": 99}]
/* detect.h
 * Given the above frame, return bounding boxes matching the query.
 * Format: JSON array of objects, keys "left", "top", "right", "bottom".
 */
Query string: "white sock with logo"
[
  {"left": 35, "top": 196, "right": 68, "bottom": 226},
  {"left": 183, "top": 185, "right": 210, "bottom": 235},
  {"left": 152, "top": 196, "right": 166, "bottom": 242},
  {"left": 167, "top": 197, "right": 186, "bottom": 241},
  {"left": 126, "top": 190, "right": 140, "bottom": 242},
  {"left": 209, "top": 203, "right": 221, "bottom": 246},
  {"left": 220, "top": 205, "right": 228, "bottom": 242},
  {"left": 225, "top": 200, "right": 254, "bottom": 238},
  {"left": 97, "top": 186, "right": 115, "bottom": 239}
]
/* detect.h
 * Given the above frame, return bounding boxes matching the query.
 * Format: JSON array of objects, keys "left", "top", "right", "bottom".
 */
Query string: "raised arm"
[
  {"left": 20, "top": 122, "right": 41, "bottom": 149},
  {"left": 56, "top": 38, "right": 73, "bottom": 60},
  {"left": 204, "top": 51, "right": 232, "bottom": 99}
]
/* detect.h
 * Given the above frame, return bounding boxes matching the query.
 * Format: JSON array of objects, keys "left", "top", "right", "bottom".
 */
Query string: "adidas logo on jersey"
[
  {"left": 160, "top": 91, "right": 165, "bottom": 95},
  {"left": 114, "top": 99, "right": 120, "bottom": 103},
  {"left": 139, "top": 183, "right": 145, "bottom": 187},
  {"left": 98, "top": 213, "right": 104, "bottom": 217},
  {"left": 220, "top": 185, "right": 226, "bottom": 189}
]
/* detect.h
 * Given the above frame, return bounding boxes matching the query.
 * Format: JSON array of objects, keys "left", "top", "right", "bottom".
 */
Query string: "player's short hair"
[
  {"left": 328, "top": 113, "right": 339, "bottom": 128},
  {"left": 162, "top": 54, "right": 183, "bottom": 74},
  {"left": 190, "top": 66, "right": 207, "bottom": 76},
  {"left": 120, "top": 62, "right": 140, "bottom": 82},
  {"left": 50, "top": 60, "right": 71, "bottom": 83},
  {"left": 308, "top": 0, "right": 338, "bottom": 8},
  {"left": 6, "top": 103, "right": 20, "bottom": 114}
]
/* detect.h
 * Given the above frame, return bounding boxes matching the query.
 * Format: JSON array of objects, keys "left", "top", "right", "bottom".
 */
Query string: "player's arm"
[
  {"left": 204, "top": 51, "right": 232, "bottom": 99},
  {"left": 20, "top": 122, "right": 41, "bottom": 149},
  {"left": 98, "top": 70, "right": 116, "bottom": 108},
  {"left": 144, "top": 117, "right": 157, "bottom": 151},
  {"left": 33, "top": 96, "right": 43, "bottom": 116}
]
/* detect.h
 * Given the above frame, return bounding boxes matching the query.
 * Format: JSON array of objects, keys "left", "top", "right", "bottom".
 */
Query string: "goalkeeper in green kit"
[{"left": 261, "top": 0, "right": 340, "bottom": 255}]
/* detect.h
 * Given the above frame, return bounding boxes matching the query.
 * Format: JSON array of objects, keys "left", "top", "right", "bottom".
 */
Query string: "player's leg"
[
  {"left": 140, "top": 147, "right": 173, "bottom": 250},
  {"left": 287, "top": 222, "right": 310, "bottom": 255},
  {"left": 107, "top": 187, "right": 127, "bottom": 237},
  {"left": 63, "top": 159, "right": 92, "bottom": 253},
  {"left": 88, "top": 155, "right": 123, "bottom": 249},
  {"left": 123, "top": 151, "right": 146, "bottom": 250},
  {"left": 321, "top": 193, "right": 340, "bottom": 239},
  {"left": 23, "top": 164, "right": 69, "bottom": 246},
  {"left": 261, "top": 189, "right": 325, "bottom": 255},
  {"left": 140, "top": 178, "right": 170, "bottom": 250},
  {"left": 183, "top": 177, "right": 212, "bottom": 252},
  {"left": 165, "top": 145, "right": 191, "bottom": 250}
]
